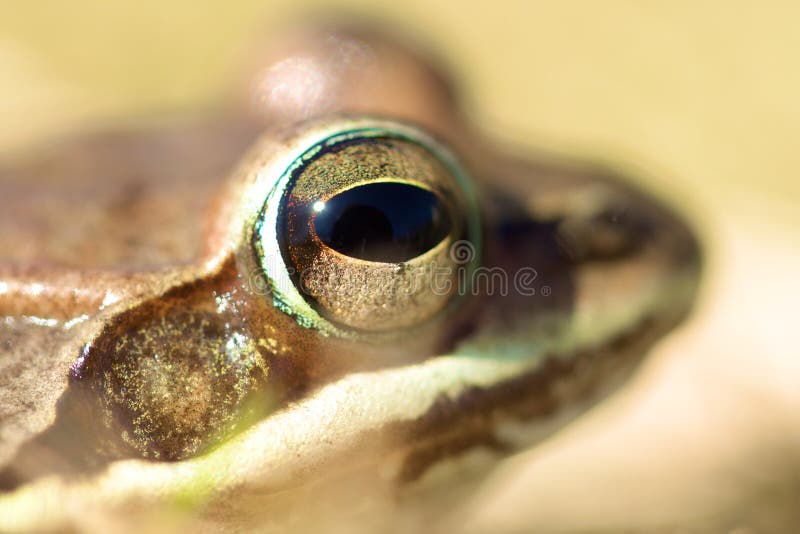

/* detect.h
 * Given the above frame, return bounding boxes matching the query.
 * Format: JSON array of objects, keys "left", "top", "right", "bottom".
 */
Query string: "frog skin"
[{"left": 0, "top": 24, "right": 700, "bottom": 532}]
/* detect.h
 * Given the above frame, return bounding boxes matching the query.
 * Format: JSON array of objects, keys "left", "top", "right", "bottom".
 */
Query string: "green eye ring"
[{"left": 254, "top": 119, "right": 482, "bottom": 335}]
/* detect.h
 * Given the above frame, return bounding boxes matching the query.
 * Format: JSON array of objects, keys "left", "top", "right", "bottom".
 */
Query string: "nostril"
[{"left": 557, "top": 202, "right": 654, "bottom": 262}]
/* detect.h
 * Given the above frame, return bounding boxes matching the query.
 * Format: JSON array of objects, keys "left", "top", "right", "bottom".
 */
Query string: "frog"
[{"left": 0, "top": 23, "right": 700, "bottom": 532}]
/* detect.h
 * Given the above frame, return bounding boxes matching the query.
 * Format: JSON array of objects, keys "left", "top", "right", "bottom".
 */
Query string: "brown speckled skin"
[
  {"left": 0, "top": 121, "right": 254, "bottom": 270},
  {"left": 0, "top": 22, "right": 700, "bottom": 529}
]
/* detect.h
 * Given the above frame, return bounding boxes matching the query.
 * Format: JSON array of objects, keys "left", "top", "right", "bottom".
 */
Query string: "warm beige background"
[{"left": 1, "top": 1, "right": 798, "bottom": 531}]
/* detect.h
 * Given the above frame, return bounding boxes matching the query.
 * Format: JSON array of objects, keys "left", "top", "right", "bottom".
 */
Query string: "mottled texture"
[
  {"left": 0, "top": 120, "right": 257, "bottom": 269},
  {"left": 0, "top": 320, "right": 79, "bottom": 467},
  {"left": 98, "top": 308, "right": 268, "bottom": 459}
]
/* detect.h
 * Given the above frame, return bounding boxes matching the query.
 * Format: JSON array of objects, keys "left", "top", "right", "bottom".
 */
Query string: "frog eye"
[{"left": 255, "top": 123, "right": 481, "bottom": 333}]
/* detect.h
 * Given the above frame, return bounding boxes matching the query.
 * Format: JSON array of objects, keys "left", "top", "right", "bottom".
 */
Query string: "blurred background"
[{"left": 1, "top": 1, "right": 798, "bottom": 531}]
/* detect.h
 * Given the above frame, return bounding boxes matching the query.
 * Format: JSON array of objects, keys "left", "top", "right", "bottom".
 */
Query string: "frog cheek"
[{"left": 0, "top": 275, "right": 308, "bottom": 490}]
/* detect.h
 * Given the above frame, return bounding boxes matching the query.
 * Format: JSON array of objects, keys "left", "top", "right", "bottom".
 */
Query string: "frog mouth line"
[
  {"left": 0, "top": 257, "right": 696, "bottom": 521},
  {"left": 373, "top": 311, "right": 683, "bottom": 487}
]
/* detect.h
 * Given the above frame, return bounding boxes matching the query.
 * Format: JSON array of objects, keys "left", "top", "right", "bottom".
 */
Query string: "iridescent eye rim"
[{"left": 254, "top": 121, "right": 482, "bottom": 335}]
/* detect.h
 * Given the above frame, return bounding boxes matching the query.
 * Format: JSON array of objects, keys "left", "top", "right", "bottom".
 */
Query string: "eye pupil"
[
  {"left": 314, "top": 182, "right": 451, "bottom": 263},
  {"left": 325, "top": 205, "right": 394, "bottom": 259}
]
